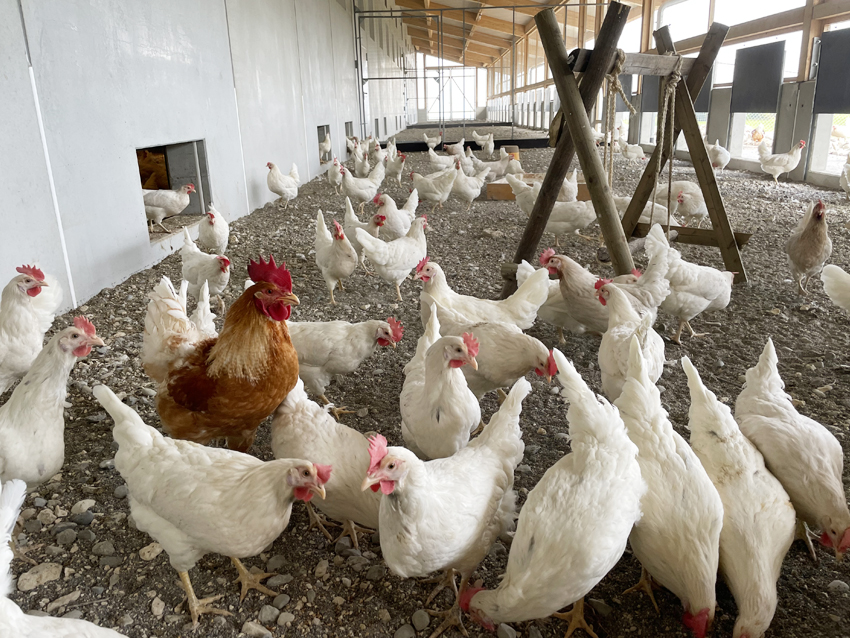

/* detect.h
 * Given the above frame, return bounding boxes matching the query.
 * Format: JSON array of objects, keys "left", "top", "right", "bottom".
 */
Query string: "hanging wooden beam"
[
  {"left": 501, "top": 1, "right": 631, "bottom": 297},
  {"left": 567, "top": 49, "right": 697, "bottom": 76},
  {"left": 621, "top": 22, "right": 728, "bottom": 238}
]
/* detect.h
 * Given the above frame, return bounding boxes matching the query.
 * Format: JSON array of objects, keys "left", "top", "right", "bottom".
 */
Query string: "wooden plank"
[
  {"left": 674, "top": 81, "right": 748, "bottom": 282},
  {"left": 402, "top": 18, "right": 514, "bottom": 49},
  {"left": 568, "top": 49, "right": 697, "bottom": 76},
  {"left": 501, "top": 2, "right": 632, "bottom": 297},
  {"left": 632, "top": 224, "right": 752, "bottom": 248},
  {"left": 670, "top": 7, "right": 805, "bottom": 54},
  {"left": 621, "top": 22, "right": 729, "bottom": 238}
]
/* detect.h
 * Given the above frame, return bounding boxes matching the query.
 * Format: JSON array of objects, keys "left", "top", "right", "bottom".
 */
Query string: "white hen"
[
  {"left": 94, "top": 384, "right": 330, "bottom": 627},
  {"left": 180, "top": 227, "right": 231, "bottom": 307},
  {"left": 314, "top": 211, "right": 358, "bottom": 305},
  {"left": 341, "top": 162, "right": 385, "bottom": 210},
  {"left": 706, "top": 139, "right": 731, "bottom": 170},
  {"left": 354, "top": 217, "right": 428, "bottom": 300},
  {"left": 363, "top": 377, "right": 530, "bottom": 637},
  {"left": 266, "top": 162, "right": 300, "bottom": 209},
  {"left": 198, "top": 203, "right": 229, "bottom": 254},
  {"left": 0, "top": 265, "right": 63, "bottom": 394},
  {"left": 343, "top": 196, "right": 385, "bottom": 272},
  {"left": 373, "top": 192, "right": 416, "bottom": 241},
  {"left": 462, "top": 350, "right": 644, "bottom": 637},
  {"left": 735, "top": 339, "right": 850, "bottom": 560},
  {"left": 684, "top": 357, "right": 796, "bottom": 638},
  {"left": 411, "top": 168, "right": 457, "bottom": 212},
  {"left": 822, "top": 264, "right": 850, "bottom": 312}
]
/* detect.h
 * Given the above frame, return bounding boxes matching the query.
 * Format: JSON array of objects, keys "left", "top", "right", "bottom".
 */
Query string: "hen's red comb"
[
  {"left": 631, "top": 268, "right": 643, "bottom": 278},
  {"left": 374, "top": 214, "right": 386, "bottom": 225},
  {"left": 73, "top": 316, "right": 97, "bottom": 338},
  {"left": 462, "top": 333, "right": 479, "bottom": 358},
  {"left": 333, "top": 220, "right": 344, "bottom": 237},
  {"left": 16, "top": 265, "right": 45, "bottom": 281},
  {"left": 539, "top": 248, "right": 555, "bottom": 266},
  {"left": 594, "top": 278, "right": 613, "bottom": 290},
  {"left": 315, "top": 464, "right": 333, "bottom": 485},
  {"left": 547, "top": 350, "right": 558, "bottom": 376},
  {"left": 459, "top": 587, "right": 485, "bottom": 613},
  {"left": 217, "top": 256, "right": 231, "bottom": 267},
  {"left": 367, "top": 434, "right": 388, "bottom": 474},
  {"left": 388, "top": 317, "right": 404, "bottom": 342},
  {"left": 247, "top": 255, "right": 292, "bottom": 293},
  {"left": 416, "top": 257, "right": 430, "bottom": 273}
]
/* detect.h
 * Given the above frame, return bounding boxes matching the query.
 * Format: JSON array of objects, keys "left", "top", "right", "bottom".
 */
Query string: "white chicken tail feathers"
[
  {"left": 757, "top": 139, "right": 772, "bottom": 162},
  {"left": 353, "top": 228, "right": 388, "bottom": 265},
  {"left": 633, "top": 310, "right": 654, "bottom": 342},
  {"left": 406, "top": 301, "right": 441, "bottom": 375},
  {"left": 290, "top": 163, "right": 301, "bottom": 184},
  {"left": 742, "top": 338, "right": 785, "bottom": 398},
  {"left": 822, "top": 264, "right": 850, "bottom": 313},
  {"left": 471, "top": 377, "right": 531, "bottom": 463},
  {"left": 0, "top": 479, "right": 27, "bottom": 598},
  {"left": 553, "top": 348, "right": 626, "bottom": 448},
  {"left": 277, "top": 377, "right": 309, "bottom": 413},
  {"left": 615, "top": 337, "right": 658, "bottom": 423},
  {"left": 94, "top": 384, "right": 158, "bottom": 451},
  {"left": 644, "top": 223, "right": 669, "bottom": 260},
  {"left": 681, "top": 357, "right": 736, "bottom": 436},
  {"left": 515, "top": 260, "right": 536, "bottom": 287},
  {"left": 503, "top": 267, "right": 549, "bottom": 323},
  {"left": 189, "top": 280, "right": 217, "bottom": 338},
  {"left": 404, "top": 189, "right": 419, "bottom": 215},
  {"left": 315, "top": 209, "right": 333, "bottom": 247}
]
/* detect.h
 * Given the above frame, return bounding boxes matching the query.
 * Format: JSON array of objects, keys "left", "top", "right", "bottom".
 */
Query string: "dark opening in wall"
[
  {"left": 137, "top": 140, "right": 210, "bottom": 242},
  {"left": 317, "top": 124, "right": 331, "bottom": 163},
  {"left": 345, "top": 121, "right": 354, "bottom": 138}
]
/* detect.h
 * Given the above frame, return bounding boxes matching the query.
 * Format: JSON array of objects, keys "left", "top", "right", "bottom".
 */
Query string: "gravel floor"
[{"left": 6, "top": 143, "right": 850, "bottom": 638}]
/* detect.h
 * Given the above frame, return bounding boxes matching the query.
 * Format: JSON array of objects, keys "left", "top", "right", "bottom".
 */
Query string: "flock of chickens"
[{"left": 1, "top": 130, "right": 850, "bottom": 638}]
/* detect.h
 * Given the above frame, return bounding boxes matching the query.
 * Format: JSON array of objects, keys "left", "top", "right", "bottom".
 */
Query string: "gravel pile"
[{"left": 6, "top": 144, "right": 850, "bottom": 638}]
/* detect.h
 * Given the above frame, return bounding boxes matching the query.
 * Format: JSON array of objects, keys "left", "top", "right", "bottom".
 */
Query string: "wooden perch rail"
[
  {"left": 500, "top": 1, "right": 631, "bottom": 298},
  {"left": 567, "top": 49, "right": 697, "bottom": 77}
]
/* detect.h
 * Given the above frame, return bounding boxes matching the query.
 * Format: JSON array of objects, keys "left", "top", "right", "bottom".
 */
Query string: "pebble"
[
  {"left": 549, "top": 386, "right": 560, "bottom": 394},
  {"left": 529, "top": 627, "right": 543, "bottom": 638},
  {"left": 18, "top": 563, "right": 62, "bottom": 591},
  {"left": 23, "top": 520, "right": 42, "bottom": 534},
  {"left": 70, "top": 511, "right": 95, "bottom": 526},
  {"left": 86, "top": 413, "right": 107, "bottom": 422},
  {"left": 56, "top": 529, "right": 77, "bottom": 546},
  {"left": 151, "top": 597, "right": 165, "bottom": 617},
  {"left": 497, "top": 624, "right": 517, "bottom": 638},
  {"left": 394, "top": 624, "right": 416, "bottom": 638},
  {"left": 92, "top": 541, "right": 115, "bottom": 556},
  {"left": 241, "top": 620, "right": 273, "bottom": 637},
  {"left": 165, "top": 614, "right": 187, "bottom": 624},
  {"left": 138, "top": 387, "right": 157, "bottom": 397},
  {"left": 91, "top": 586, "right": 104, "bottom": 595},
  {"left": 19, "top": 508, "right": 35, "bottom": 521},
  {"left": 830, "top": 614, "right": 841, "bottom": 622},
  {"left": 119, "top": 614, "right": 133, "bottom": 626},
  {"left": 516, "top": 464, "right": 532, "bottom": 473},
  {"left": 26, "top": 610, "right": 50, "bottom": 617},
  {"left": 412, "top": 609, "right": 430, "bottom": 631},
  {"left": 37, "top": 509, "right": 57, "bottom": 525},
  {"left": 554, "top": 432, "right": 569, "bottom": 440},
  {"left": 306, "top": 590, "right": 316, "bottom": 603},
  {"left": 139, "top": 542, "right": 163, "bottom": 561},
  {"left": 47, "top": 590, "right": 81, "bottom": 612},
  {"left": 536, "top": 427, "right": 547, "bottom": 435},
  {"left": 347, "top": 555, "right": 370, "bottom": 572},
  {"left": 267, "top": 555, "right": 287, "bottom": 571},
  {"left": 315, "top": 559, "right": 329, "bottom": 578},
  {"left": 341, "top": 577, "right": 352, "bottom": 587},
  {"left": 273, "top": 594, "right": 291, "bottom": 609},
  {"left": 357, "top": 408, "right": 369, "bottom": 417},
  {"left": 98, "top": 459, "right": 115, "bottom": 470},
  {"left": 113, "top": 485, "right": 129, "bottom": 499},
  {"left": 99, "top": 556, "right": 122, "bottom": 567},
  {"left": 277, "top": 612, "right": 295, "bottom": 626},
  {"left": 266, "top": 574, "right": 293, "bottom": 588},
  {"left": 71, "top": 499, "right": 96, "bottom": 514},
  {"left": 258, "top": 605, "right": 280, "bottom": 624},
  {"left": 335, "top": 537, "right": 353, "bottom": 554},
  {"left": 78, "top": 529, "right": 96, "bottom": 543},
  {"left": 333, "top": 596, "right": 345, "bottom": 605},
  {"left": 45, "top": 546, "right": 64, "bottom": 557},
  {"left": 827, "top": 580, "right": 849, "bottom": 592},
  {"left": 62, "top": 610, "right": 84, "bottom": 619},
  {"left": 33, "top": 498, "right": 47, "bottom": 508},
  {"left": 588, "top": 598, "right": 613, "bottom": 616},
  {"left": 365, "top": 564, "right": 386, "bottom": 580}
]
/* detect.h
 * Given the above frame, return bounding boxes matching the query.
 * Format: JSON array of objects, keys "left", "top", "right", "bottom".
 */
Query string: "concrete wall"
[{"left": 1, "top": 0, "right": 405, "bottom": 309}]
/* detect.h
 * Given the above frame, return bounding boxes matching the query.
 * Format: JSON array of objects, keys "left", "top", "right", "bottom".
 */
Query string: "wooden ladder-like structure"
[{"left": 501, "top": 2, "right": 748, "bottom": 298}]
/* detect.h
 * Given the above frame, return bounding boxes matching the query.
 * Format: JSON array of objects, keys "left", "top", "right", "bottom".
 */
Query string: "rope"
[
  {"left": 647, "top": 55, "right": 683, "bottom": 237},
  {"left": 602, "top": 49, "right": 637, "bottom": 188}
]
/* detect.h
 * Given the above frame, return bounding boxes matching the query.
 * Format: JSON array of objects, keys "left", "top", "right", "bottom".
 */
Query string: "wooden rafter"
[
  {"left": 395, "top": 0, "right": 516, "bottom": 34},
  {"left": 407, "top": 26, "right": 501, "bottom": 54},
  {"left": 402, "top": 17, "right": 513, "bottom": 48}
]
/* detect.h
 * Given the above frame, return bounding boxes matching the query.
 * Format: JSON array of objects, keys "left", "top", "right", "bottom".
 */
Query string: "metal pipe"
[{"left": 192, "top": 141, "right": 205, "bottom": 215}]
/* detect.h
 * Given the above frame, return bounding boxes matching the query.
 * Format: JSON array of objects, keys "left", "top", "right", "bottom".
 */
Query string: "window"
[
  {"left": 714, "top": 0, "right": 805, "bottom": 29},
  {"left": 137, "top": 140, "right": 209, "bottom": 241},
  {"left": 656, "top": 0, "right": 710, "bottom": 41}
]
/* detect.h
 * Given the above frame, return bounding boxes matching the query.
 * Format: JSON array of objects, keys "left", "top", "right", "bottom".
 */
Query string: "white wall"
[{"left": 1, "top": 0, "right": 396, "bottom": 309}]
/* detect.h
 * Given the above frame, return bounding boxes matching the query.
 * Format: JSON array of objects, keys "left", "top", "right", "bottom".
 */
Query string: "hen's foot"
[
  {"left": 9, "top": 539, "right": 40, "bottom": 566},
  {"left": 552, "top": 598, "right": 598, "bottom": 638},
  {"left": 623, "top": 566, "right": 660, "bottom": 613},
  {"left": 422, "top": 569, "right": 458, "bottom": 606},
  {"left": 685, "top": 321, "right": 706, "bottom": 339},
  {"left": 469, "top": 420, "right": 485, "bottom": 437},
  {"left": 496, "top": 388, "right": 508, "bottom": 405},
  {"left": 330, "top": 405, "right": 355, "bottom": 420},
  {"left": 306, "top": 500, "right": 339, "bottom": 542},
  {"left": 333, "top": 519, "right": 375, "bottom": 551},
  {"left": 178, "top": 571, "right": 231, "bottom": 628},
  {"left": 576, "top": 233, "right": 597, "bottom": 243},
  {"left": 426, "top": 601, "right": 468, "bottom": 638},
  {"left": 157, "top": 223, "right": 169, "bottom": 233},
  {"left": 796, "top": 519, "right": 819, "bottom": 562},
  {"left": 395, "top": 283, "right": 403, "bottom": 301},
  {"left": 558, "top": 327, "right": 567, "bottom": 345},
  {"left": 231, "top": 557, "right": 278, "bottom": 601}
]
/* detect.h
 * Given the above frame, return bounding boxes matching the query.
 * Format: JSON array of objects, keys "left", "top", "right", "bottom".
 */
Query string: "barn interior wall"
[{"left": 0, "top": 0, "right": 389, "bottom": 310}]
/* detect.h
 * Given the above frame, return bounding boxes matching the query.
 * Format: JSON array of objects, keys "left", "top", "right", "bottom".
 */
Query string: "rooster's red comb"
[
  {"left": 247, "top": 255, "right": 292, "bottom": 293},
  {"left": 73, "top": 316, "right": 97, "bottom": 338},
  {"left": 462, "top": 333, "right": 479, "bottom": 358},
  {"left": 367, "top": 434, "right": 388, "bottom": 474},
  {"left": 594, "top": 278, "right": 613, "bottom": 290},
  {"left": 16, "top": 264, "right": 45, "bottom": 281},
  {"left": 416, "top": 257, "right": 430, "bottom": 273},
  {"left": 315, "top": 464, "right": 333, "bottom": 485},
  {"left": 631, "top": 268, "right": 643, "bottom": 278},
  {"left": 388, "top": 317, "right": 404, "bottom": 342},
  {"left": 539, "top": 248, "right": 555, "bottom": 266}
]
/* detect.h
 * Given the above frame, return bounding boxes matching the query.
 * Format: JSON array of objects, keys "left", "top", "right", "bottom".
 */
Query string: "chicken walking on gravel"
[
  {"left": 94, "top": 384, "right": 331, "bottom": 628},
  {"left": 785, "top": 200, "right": 832, "bottom": 295}
]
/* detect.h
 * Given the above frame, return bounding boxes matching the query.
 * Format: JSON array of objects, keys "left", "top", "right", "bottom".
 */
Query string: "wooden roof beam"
[
  {"left": 402, "top": 16, "right": 513, "bottom": 49},
  {"left": 396, "top": 0, "right": 516, "bottom": 35}
]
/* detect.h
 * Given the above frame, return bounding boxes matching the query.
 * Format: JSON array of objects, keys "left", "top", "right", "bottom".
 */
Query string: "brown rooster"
[{"left": 150, "top": 256, "right": 300, "bottom": 452}]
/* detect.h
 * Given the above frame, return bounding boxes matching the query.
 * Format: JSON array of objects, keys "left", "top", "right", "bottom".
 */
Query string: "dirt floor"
[
  {"left": 393, "top": 124, "right": 548, "bottom": 143},
  {"left": 6, "top": 141, "right": 850, "bottom": 638}
]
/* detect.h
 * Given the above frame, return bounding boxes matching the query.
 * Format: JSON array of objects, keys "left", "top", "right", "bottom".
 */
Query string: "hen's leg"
[
  {"left": 554, "top": 234, "right": 561, "bottom": 248},
  {"left": 422, "top": 569, "right": 457, "bottom": 606},
  {"left": 796, "top": 519, "right": 819, "bottom": 562},
  {"left": 329, "top": 287, "right": 337, "bottom": 305},
  {"left": 333, "top": 520, "right": 375, "bottom": 551},
  {"left": 230, "top": 557, "right": 278, "bottom": 601},
  {"left": 671, "top": 319, "right": 686, "bottom": 344},
  {"left": 318, "top": 394, "right": 354, "bottom": 421},
  {"left": 622, "top": 566, "right": 660, "bottom": 613},
  {"left": 685, "top": 321, "right": 706, "bottom": 339},
  {"left": 496, "top": 388, "right": 508, "bottom": 405},
  {"left": 338, "top": 279, "right": 346, "bottom": 292},
  {"left": 558, "top": 327, "right": 567, "bottom": 345},
  {"left": 552, "top": 597, "right": 598, "bottom": 638},
  {"left": 157, "top": 222, "right": 170, "bottom": 233},
  {"left": 8, "top": 528, "right": 40, "bottom": 565},
  {"left": 178, "top": 570, "right": 230, "bottom": 628},
  {"left": 425, "top": 571, "right": 470, "bottom": 638},
  {"left": 395, "top": 282, "right": 403, "bottom": 301},
  {"left": 469, "top": 419, "right": 485, "bottom": 437},
  {"left": 305, "top": 500, "right": 338, "bottom": 542}
]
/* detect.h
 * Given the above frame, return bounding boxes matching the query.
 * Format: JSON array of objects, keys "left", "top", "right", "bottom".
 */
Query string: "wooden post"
[
  {"left": 500, "top": 1, "right": 630, "bottom": 297},
  {"left": 621, "top": 22, "right": 729, "bottom": 237}
]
